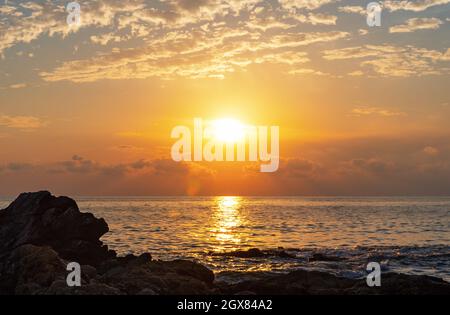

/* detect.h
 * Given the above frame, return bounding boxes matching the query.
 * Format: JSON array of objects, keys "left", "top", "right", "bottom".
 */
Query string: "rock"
[
  {"left": 309, "top": 253, "right": 345, "bottom": 262},
  {"left": 219, "top": 269, "right": 450, "bottom": 295},
  {"left": 99, "top": 259, "right": 214, "bottom": 295},
  {"left": 44, "top": 279, "right": 122, "bottom": 295},
  {"left": 138, "top": 253, "right": 152, "bottom": 262},
  {"left": 0, "top": 244, "right": 66, "bottom": 294},
  {"left": 81, "top": 265, "right": 98, "bottom": 281},
  {"left": 164, "top": 260, "right": 215, "bottom": 284},
  {"left": 0, "top": 191, "right": 115, "bottom": 266},
  {"left": 349, "top": 273, "right": 450, "bottom": 295},
  {"left": 211, "top": 248, "right": 266, "bottom": 258},
  {"left": 234, "top": 291, "right": 257, "bottom": 295},
  {"left": 211, "top": 248, "right": 296, "bottom": 259},
  {"left": 117, "top": 252, "right": 152, "bottom": 267},
  {"left": 1, "top": 191, "right": 449, "bottom": 295},
  {"left": 137, "top": 288, "right": 157, "bottom": 295}
]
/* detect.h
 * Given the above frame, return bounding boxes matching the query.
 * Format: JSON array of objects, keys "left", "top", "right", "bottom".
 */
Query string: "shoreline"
[{"left": 0, "top": 191, "right": 449, "bottom": 295}]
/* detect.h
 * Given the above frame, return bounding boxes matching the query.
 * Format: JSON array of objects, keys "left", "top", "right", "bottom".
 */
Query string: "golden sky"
[{"left": 0, "top": 0, "right": 450, "bottom": 196}]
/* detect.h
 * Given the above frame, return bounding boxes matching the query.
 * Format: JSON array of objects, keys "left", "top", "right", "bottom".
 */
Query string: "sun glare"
[{"left": 211, "top": 119, "right": 246, "bottom": 143}]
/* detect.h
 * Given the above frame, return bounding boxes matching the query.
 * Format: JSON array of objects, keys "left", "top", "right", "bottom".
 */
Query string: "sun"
[{"left": 211, "top": 118, "right": 246, "bottom": 143}]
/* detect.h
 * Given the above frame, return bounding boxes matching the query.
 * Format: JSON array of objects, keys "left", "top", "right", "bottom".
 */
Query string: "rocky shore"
[{"left": 0, "top": 191, "right": 449, "bottom": 295}]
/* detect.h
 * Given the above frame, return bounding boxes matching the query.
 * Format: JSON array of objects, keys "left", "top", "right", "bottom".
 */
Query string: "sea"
[{"left": 1, "top": 196, "right": 449, "bottom": 282}]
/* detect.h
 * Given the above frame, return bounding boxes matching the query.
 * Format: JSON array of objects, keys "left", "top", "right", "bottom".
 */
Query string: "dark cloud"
[
  {"left": 347, "top": 158, "right": 396, "bottom": 175},
  {"left": 45, "top": 156, "right": 186, "bottom": 178},
  {"left": 6, "top": 163, "right": 33, "bottom": 172},
  {"left": 99, "top": 164, "right": 128, "bottom": 177},
  {"left": 150, "top": 159, "right": 190, "bottom": 175},
  {"left": 2, "top": 136, "right": 450, "bottom": 196},
  {"left": 59, "top": 157, "right": 96, "bottom": 174},
  {"left": 130, "top": 159, "right": 152, "bottom": 170},
  {"left": 279, "top": 158, "right": 322, "bottom": 177},
  {"left": 72, "top": 155, "right": 84, "bottom": 161}
]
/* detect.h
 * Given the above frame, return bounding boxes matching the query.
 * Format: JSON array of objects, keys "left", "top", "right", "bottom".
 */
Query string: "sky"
[{"left": 0, "top": 0, "right": 449, "bottom": 196}]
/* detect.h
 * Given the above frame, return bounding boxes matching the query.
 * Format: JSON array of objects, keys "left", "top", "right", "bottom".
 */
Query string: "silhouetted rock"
[
  {"left": 0, "top": 244, "right": 66, "bottom": 294},
  {"left": 0, "top": 191, "right": 114, "bottom": 266},
  {"left": 309, "top": 253, "right": 345, "bottom": 262},
  {"left": 0, "top": 191, "right": 216, "bottom": 295},
  {"left": 97, "top": 258, "right": 214, "bottom": 295},
  {"left": 164, "top": 260, "right": 215, "bottom": 285},
  {"left": 219, "top": 269, "right": 450, "bottom": 295}
]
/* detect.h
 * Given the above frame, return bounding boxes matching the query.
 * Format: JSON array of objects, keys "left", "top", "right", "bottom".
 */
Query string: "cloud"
[
  {"left": 345, "top": 158, "right": 396, "bottom": 175},
  {"left": 288, "top": 68, "right": 329, "bottom": 76},
  {"left": 0, "top": 0, "right": 447, "bottom": 87},
  {"left": 323, "top": 46, "right": 381, "bottom": 60},
  {"left": 338, "top": 5, "right": 366, "bottom": 15},
  {"left": 72, "top": 155, "right": 84, "bottom": 161},
  {"left": 3, "top": 0, "right": 446, "bottom": 85},
  {"left": 0, "top": 0, "right": 223, "bottom": 57},
  {"left": 390, "top": 17, "right": 443, "bottom": 33},
  {"left": 9, "top": 83, "right": 27, "bottom": 89},
  {"left": 307, "top": 13, "right": 337, "bottom": 25},
  {"left": 351, "top": 107, "right": 406, "bottom": 117},
  {"left": 90, "top": 33, "right": 122, "bottom": 45},
  {"left": 358, "top": 29, "right": 369, "bottom": 35},
  {"left": 348, "top": 70, "right": 364, "bottom": 76},
  {"left": 150, "top": 159, "right": 190, "bottom": 175},
  {"left": 112, "top": 145, "right": 144, "bottom": 151},
  {"left": 4, "top": 163, "right": 34, "bottom": 172},
  {"left": 423, "top": 146, "right": 439, "bottom": 156},
  {"left": 58, "top": 155, "right": 97, "bottom": 174},
  {"left": 0, "top": 114, "right": 46, "bottom": 129},
  {"left": 278, "top": 0, "right": 340, "bottom": 10},
  {"left": 130, "top": 159, "right": 152, "bottom": 170},
  {"left": 0, "top": 0, "right": 342, "bottom": 57},
  {"left": 39, "top": 30, "right": 348, "bottom": 82},
  {"left": 116, "top": 131, "right": 147, "bottom": 138},
  {"left": 47, "top": 155, "right": 193, "bottom": 178},
  {"left": 279, "top": 158, "right": 322, "bottom": 178},
  {"left": 323, "top": 45, "right": 450, "bottom": 77},
  {"left": 383, "top": 0, "right": 450, "bottom": 12},
  {"left": 2, "top": 135, "right": 450, "bottom": 195}
]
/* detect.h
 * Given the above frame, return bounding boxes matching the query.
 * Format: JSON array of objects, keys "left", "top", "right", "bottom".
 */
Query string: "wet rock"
[
  {"left": 0, "top": 191, "right": 114, "bottom": 266},
  {"left": 164, "top": 260, "right": 215, "bottom": 285},
  {"left": 211, "top": 248, "right": 296, "bottom": 259},
  {"left": 309, "top": 253, "right": 345, "bottom": 262},
  {"left": 349, "top": 273, "right": 450, "bottom": 295},
  {"left": 219, "top": 269, "right": 450, "bottom": 295},
  {"left": 211, "top": 248, "right": 266, "bottom": 258},
  {"left": 117, "top": 252, "right": 152, "bottom": 268},
  {"left": 224, "top": 270, "right": 340, "bottom": 295}
]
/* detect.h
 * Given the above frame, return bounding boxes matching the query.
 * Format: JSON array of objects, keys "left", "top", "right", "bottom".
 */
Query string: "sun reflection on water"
[{"left": 210, "top": 196, "right": 243, "bottom": 251}]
